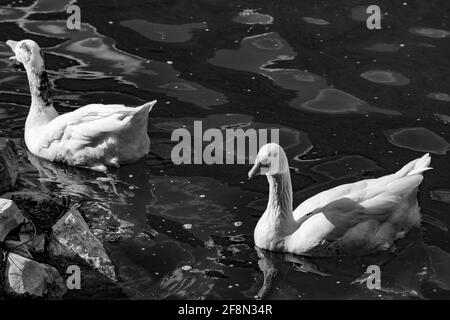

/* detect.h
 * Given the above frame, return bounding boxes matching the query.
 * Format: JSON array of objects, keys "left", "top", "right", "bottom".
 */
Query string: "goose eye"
[{"left": 20, "top": 43, "right": 30, "bottom": 54}]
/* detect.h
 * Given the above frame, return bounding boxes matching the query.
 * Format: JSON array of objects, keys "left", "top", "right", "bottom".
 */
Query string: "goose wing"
[
  {"left": 293, "top": 176, "right": 391, "bottom": 220},
  {"left": 39, "top": 102, "right": 154, "bottom": 151},
  {"left": 293, "top": 154, "right": 431, "bottom": 240}
]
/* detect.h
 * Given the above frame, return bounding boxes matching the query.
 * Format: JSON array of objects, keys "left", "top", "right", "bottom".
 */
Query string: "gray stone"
[
  {"left": 0, "top": 138, "right": 19, "bottom": 194},
  {"left": 4, "top": 253, "right": 66, "bottom": 299},
  {"left": 49, "top": 208, "right": 117, "bottom": 281},
  {"left": 19, "top": 223, "right": 46, "bottom": 253},
  {"left": 4, "top": 240, "right": 33, "bottom": 259},
  {"left": 0, "top": 198, "right": 26, "bottom": 241},
  {"left": 31, "top": 233, "right": 46, "bottom": 253}
]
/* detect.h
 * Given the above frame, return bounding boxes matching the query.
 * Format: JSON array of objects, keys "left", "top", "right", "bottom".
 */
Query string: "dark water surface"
[{"left": 1, "top": 0, "right": 450, "bottom": 299}]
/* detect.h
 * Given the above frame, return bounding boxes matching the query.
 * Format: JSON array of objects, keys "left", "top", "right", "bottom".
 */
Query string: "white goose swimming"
[
  {"left": 6, "top": 39, "right": 156, "bottom": 171},
  {"left": 248, "top": 143, "right": 431, "bottom": 256}
]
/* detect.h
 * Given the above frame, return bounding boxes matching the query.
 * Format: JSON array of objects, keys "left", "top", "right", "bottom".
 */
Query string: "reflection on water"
[
  {"left": 385, "top": 127, "right": 449, "bottom": 155},
  {"left": 365, "top": 43, "right": 401, "bottom": 52},
  {"left": 121, "top": 20, "right": 208, "bottom": 43},
  {"left": 153, "top": 113, "right": 312, "bottom": 163},
  {"left": 360, "top": 70, "right": 410, "bottom": 86},
  {"left": 0, "top": 0, "right": 227, "bottom": 108},
  {"left": 233, "top": 9, "right": 273, "bottom": 25},
  {"left": 302, "top": 17, "right": 330, "bottom": 25},
  {"left": 350, "top": 6, "right": 377, "bottom": 22},
  {"left": 300, "top": 88, "right": 400, "bottom": 115},
  {"left": 25, "top": 151, "right": 135, "bottom": 205},
  {"left": 1, "top": 0, "right": 450, "bottom": 300},
  {"left": 209, "top": 32, "right": 327, "bottom": 106},
  {"left": 311, "top": 155, "right": 383, "bottom": 179},
  {"left": 435, "top": 113, "right": 450, "bottom": 124},
  {"left": 209, "top": 32, "right": 402, "bottom": 115},
  {"left": 409, "top": 27, "right": 450, "bottom": 38},
  {"left": 25, "top": 19, "right": 227, "bottom": 107},
  {"left": 427, "top": 92, "right": 450, "bottom": 102},
  {"left": 256, "top": 237, "right": 450, "bottom": 299},
  {"left": 430, "top": 189, "right": 450, "bottom": 204}
]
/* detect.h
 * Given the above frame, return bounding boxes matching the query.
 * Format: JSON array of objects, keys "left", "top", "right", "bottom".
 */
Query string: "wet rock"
[
  {"left": 3, "top": 191, "right": 66, "bottom": 234},
  {"left": 4, "top": 240, "right": 33, "bottom": 259},
  {"left": 0, "top": 138, "right": 19, "bottom": 194},
  {"left": 18, "top": 223, "right": 46, "bottom": 254},
  {"left": 0, "top": 198, "right": 26, "bottom": 242},
  {"left": 79, "top": 202, "right": 134, "bottom": 242},
  {"left": 49, "top": 208, "right": 117, "bottom": 281},
  {"left": 4, "top": 253, "right": 66, "bottom": 299},
  {"left": 31, "top": 233, "right": 46, "bottom": 253}
]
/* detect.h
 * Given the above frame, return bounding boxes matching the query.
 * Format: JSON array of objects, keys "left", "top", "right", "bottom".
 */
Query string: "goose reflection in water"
[
  {"left": 255, "top": 233, "right": 450, "bottom": 299},
  {"left": 25, "top": 150, "right": 135, "bottom": 205}
]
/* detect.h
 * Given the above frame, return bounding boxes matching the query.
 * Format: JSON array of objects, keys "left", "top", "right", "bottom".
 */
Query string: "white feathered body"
[
  {"left": 25, "top": 102, "right": 154, "bottom": 171},
  {"left": 254, "top": 153, "right": 431, "bottom": 256},
  {"left": 5, "top": 38, "right": 155, "bottom": 171}
]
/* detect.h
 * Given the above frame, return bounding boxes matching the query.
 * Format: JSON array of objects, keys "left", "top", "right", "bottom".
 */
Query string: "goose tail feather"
[
  {"left": 395, "top": 153, "right": 432, "bottom": 177},
  {"left": 138, "top": 100, "right": 157, "bottom": 113}
]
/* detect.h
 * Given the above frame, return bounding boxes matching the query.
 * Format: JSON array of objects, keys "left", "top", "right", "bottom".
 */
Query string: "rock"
[
  {"left": 31, "top": 233, "right": 46, "bottom": 253},
  {"left": 4, "top": 240, "right": 33, "bottom": 259},
  {"left": 4, "top": 253, "right": 66, "bottom": 299},
  {"left": 3, "top": 191, "right": 65, "bottom": 234},
  {"left": 0, "top": 138, "right": 19, "bottom": 194},
  {"left": 0, "top": 198, "right": 26, "bottom": 242},
  {"left": 19, "top": 223, "right": 46, "bottom": 253},
  {"left": 49, "top": 208, "right": 117, "bottom": 281}
]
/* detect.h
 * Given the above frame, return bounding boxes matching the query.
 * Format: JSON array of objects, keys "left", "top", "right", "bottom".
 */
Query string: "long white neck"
[
  {"left": 263, "top": 170, "right": 297, "bottom": 235},
  {"left": 24, "top": 64, "right": 58, "bottom": 128}
]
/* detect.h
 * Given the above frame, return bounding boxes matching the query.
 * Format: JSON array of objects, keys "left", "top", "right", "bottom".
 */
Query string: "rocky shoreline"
[{"left": 0, "top": 139, "right": 121, "bottom": 299}]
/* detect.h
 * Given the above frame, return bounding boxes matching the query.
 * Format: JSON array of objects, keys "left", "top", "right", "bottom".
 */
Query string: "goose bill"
[
  {"left": 6, "top": 40, "right": 19, "bottom": 62},
  {"left": 248, "top": 162, "right": 261, "bottom": 180}
]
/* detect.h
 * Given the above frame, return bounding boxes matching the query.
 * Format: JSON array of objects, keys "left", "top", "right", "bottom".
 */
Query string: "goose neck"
[
  {"left": 24, "top": 66, "right": 58, "bottom": 125},
  {"left": 266, "top": 171, "right": 294, "bottom": 220}
]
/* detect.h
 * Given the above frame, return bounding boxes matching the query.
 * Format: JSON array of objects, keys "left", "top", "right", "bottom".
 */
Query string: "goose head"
[
  {"left": 6, "top": 39, "right": 45, "bottom": 72},
  {"left": 248, "top": 143, "right": 289, "bottom": 179}
]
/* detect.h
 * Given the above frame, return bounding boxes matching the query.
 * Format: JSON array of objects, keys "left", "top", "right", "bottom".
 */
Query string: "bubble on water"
[
  {"left": 159, "top": 82, "right": 197, "bottom": 91},
  {"left": 234, "top": 221, "right": 243, "bottom": 227},
  {"left": 181, "top": 265, "right": 192, "bottom": 271},
  {"left": 183, "top": 224, "right": 192, "bottom": 230},
  {"left": 435, "top": 113, "right": 450, "bottom": 123}
]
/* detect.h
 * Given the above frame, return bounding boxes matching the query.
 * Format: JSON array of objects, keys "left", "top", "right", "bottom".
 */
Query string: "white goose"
[
  {"left": 248, "top": 143, "right": 431, "bottom": 256},
  {"left": 6, "top": 39, "right": 156, "bottom": 171}
]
